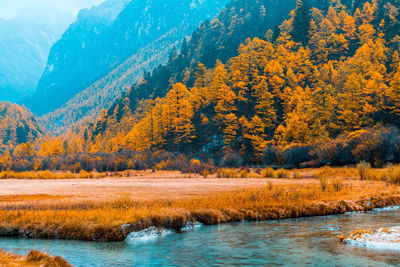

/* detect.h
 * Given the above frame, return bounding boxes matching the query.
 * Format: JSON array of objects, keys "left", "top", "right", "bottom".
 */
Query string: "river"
[{"left": 1, "top": 208, "right": 399, "bottom": 266}]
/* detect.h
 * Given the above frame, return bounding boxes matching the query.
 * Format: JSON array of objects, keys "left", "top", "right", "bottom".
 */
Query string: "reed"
[
  {"left": 382, "top": 164, "right": 400, "bottom": 185},
  {"left": 357, "top": 161, "right": 371, "bottom": 181},
  {"left": 0, "top": 249, "right": 71, "bottom": 267},
  {"left": 217, "top": 168, "right": 240, "bottom": 178},
  {"left": 0, "top": 180, "right": 397, "bottom": 242},
  {"left": 261, "top": 167, "right": 274, "bottom": 178}
]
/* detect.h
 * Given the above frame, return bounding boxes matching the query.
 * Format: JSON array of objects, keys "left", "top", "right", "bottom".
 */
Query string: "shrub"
[
  {"left": 240, "top": 169, "right": 249, "bottom": 178},
  {"left": 246, "top": 172, "right": 261, "bottom": 178},
  {"left": 70, "top": 162, "right": 82, "bottom": 173},
  {"left": 154, "top": 161, "right": 168, "bottom": 171},
  {"left": 190, "top": 159, "right": 201, "bottom": 167},
  {"left": 261, "top": 167, "right": 274, "bottom": 178},
  {"left": 133, "top": 159, "right": 148, "bottom": 170},
  {"left": 315, "top": 166, "right": 359, "bottom": 179},
  {"left": 319, "top": 177, "right": 328, "bottom": 192},
  {"left": 350, "top": 128, "right": 400, "bottom": 167},
  {"left": 0, "top": 171, "right": 77, "bottom": 179},
  {"left": 263, "top": 146, "right": 279, "bottom": 165},
  {"left": 357, "top": 161, "right": 371, "bottom": 180},
  {"left": 26, "top": 250, "right": 72, "bottom": 267},
  {"left": 383, "top": 164, "right": 400, "bottom": 185},
  {"left": 291, "top": 171, "right": 301, "bottom": 179},
  {"left": 200, "top": 169, "right": 210, "bottom": 178},
  {"left": 276, "top": 169, "right": 288, "bottom": 178},
  {"left": 331, "top": 178, "right": 344, "bottom": 192},
  {"left": 79, "top": 170, "right": 93, "bottom": 179},
  {"left": 267, "top": 181, "right": 273, "bottom": 190},
  {"left": 312, "top": 137, "right": 353, "bottom": 166},
  {"left": 281, "top": 144, "right": 314, "bottom": 168},
  {"left": 221, "top": 152, "right": 243, "bottom": 168},
  {"left": 217, "top": 168, "right": 240, "bottom": 178}
]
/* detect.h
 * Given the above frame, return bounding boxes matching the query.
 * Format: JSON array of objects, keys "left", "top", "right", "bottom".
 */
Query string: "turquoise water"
[{"left": 1, "top": 209, "right": 400, "bottom": 266}]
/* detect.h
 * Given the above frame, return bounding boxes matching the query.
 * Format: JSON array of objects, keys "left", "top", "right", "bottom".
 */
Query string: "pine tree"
[
  {"left": 291, "top": 0, "right": 312, "bottom": 45},
  {"left": 164, "top": 83, "right": 195, "bottom": 151},
  {"left": 254, "top": 79, "right": 277, "bottom": 136}
]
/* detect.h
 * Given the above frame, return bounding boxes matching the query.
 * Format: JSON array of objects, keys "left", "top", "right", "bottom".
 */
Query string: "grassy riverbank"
[
  {"left": 0, "top": 249, "right": 71, "bottom": 266},
  {"left": 0, "top": 176, "right": 398, "bottom": 241}
]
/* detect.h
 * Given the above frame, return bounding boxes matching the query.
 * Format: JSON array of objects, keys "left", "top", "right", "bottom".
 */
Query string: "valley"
[{"left": 1, "top": 0, "right": 400, "bottom": 265}]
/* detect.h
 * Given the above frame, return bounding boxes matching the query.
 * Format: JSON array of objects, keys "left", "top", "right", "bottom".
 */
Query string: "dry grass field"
[{"left": 0, "top": 169, "right": 398, "bottom": 242}]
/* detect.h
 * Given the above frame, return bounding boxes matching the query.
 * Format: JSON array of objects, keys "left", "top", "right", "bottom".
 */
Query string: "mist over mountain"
[
  {"left": 0, "top": 4, "right": 74, "bottom": 102},
  {"left": 28, "top": 0, "right": 229, "bottom": 118}
]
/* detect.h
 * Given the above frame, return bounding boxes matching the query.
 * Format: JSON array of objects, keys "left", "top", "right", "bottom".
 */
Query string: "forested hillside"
[
  {"left": 87, "top": 0, "right": 400, "bottom": 167},
  {"left": 90, "top": 0, "right": 307, "bottom": 143},
  {"left": 3, "top": 0, "right": 400, "bottom": 172},
  {"left": 0, "top": 103, "right": 43, "bottom": 151}
]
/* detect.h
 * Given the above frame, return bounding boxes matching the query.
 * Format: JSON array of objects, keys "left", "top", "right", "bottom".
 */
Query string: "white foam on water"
[
  {"left": 372, "top": 206, "right": 400, "bottom": 212},
  {"left": 343, "top": 227, "right": 400, "bottom": 251},
  {"left": 345, "top": 206, "right": 400, "bottom": 215},
  {"left": 125, "top": 221, "right": 203, "bottom": 243},
  {"left": 180, "top": 221, "right": 202, "bottom": 232},
  {"left": 125, "top": 227, "right": 173, "bottom": 243}
]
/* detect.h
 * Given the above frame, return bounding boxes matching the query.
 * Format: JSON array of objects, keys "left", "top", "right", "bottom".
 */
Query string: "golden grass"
[
  {"left": 217, "top": 168, "right": 302, "bottom": 179},
  {"left": 276, "top": 169, "right": 289, "bottom": 178},
  {"left": 0, "top": 170, "right": 105, "bottom": 180},
  {"left": 2, "top": 165, "right": 399, "bottom": 182},
  {"left": 357, "top": 161, "right": 371, "bottom": 180},
  {"left": 382, "top": 165, "right": 400, "bottom": 185},
  {"left": 315, "top": 166, "right": 359, "bottom": 179},
  {"left": 261, "top": 167, "right": 274, "bottom": 178},
  {"left": 0, "top": 250, "right": 71, "bottom": 267},
  {"left": 217, "top": 168, "right": 240, "bottom": 178},
  {"left": 0, "top": 178, "right": 398, "bottom": 241}
]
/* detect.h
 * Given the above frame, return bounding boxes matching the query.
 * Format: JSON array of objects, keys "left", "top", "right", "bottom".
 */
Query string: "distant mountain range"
[
  {"left": 27, "top": 0, "right": 230, "bottom": 131},
  {"left": 0, "top": 5, "right": 74, "bottom": 102}
]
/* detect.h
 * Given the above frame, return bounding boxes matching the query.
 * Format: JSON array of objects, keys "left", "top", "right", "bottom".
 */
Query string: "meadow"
[{"left": 0, "top": 166, "right": 398, "bottom": 241}]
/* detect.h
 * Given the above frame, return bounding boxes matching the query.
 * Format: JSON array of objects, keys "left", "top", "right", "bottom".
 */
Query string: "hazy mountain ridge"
[
  {"left": 0, "top": 5, "right": 73, "bottom": 102},
  {"left": 40, "top": 0, "right": 229, "bottom": 132},
  {"left": 28, "top": 0, "right": 229, "bottom": 116},
  {"left": 41, "top": 33, "right": 180, "bottom": 132}
]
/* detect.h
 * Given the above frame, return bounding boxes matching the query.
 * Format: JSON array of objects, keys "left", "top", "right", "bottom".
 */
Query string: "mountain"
[
  {"left": 90, "top": 0, "right": 316, "bottom": 140},
  {"left": 0, "top": 102, "right": 43, "bottom": 150},
  {"left": 88, "top": 0, "right": 400, "bottom": 166},
  {"left": 28, "top": 0, "right": 230, "bottom": 118},
  {"left": 0, "top": 5, "right": 74, "bottom": 102},
  {"left": 40, "top": 34, "right": 180, "bottom": 132}
]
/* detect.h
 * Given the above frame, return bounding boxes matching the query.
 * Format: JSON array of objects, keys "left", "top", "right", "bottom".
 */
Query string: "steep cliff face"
[
  {"left": 0, "top": 5, "right": 73, "bottom": 102},
  {"left": 29, "top": 0, "right": 229, "bottom": 116}
]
